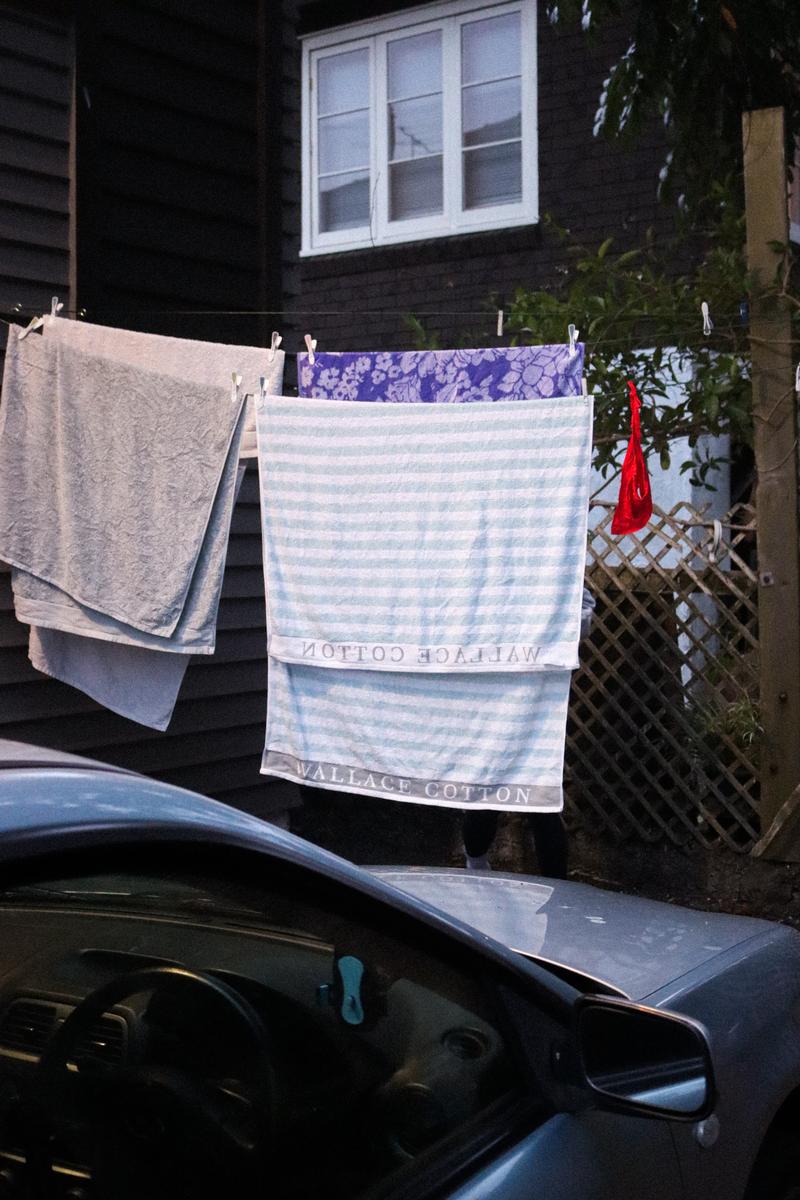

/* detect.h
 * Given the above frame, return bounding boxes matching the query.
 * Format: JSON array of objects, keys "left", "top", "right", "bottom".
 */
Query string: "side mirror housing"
[{"left": 575, "top": 995, "right": 715, "bottom": 1121}]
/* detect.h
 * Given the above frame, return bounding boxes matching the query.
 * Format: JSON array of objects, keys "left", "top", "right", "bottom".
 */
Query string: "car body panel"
[
  {"left": 648, "top": 928, "right": 800, "bottom": 1200},
  {"left": 448, "top": 1111, "right": 682, "bottom": 1200},
  {"left": 370, "top": 867, "right": 775, "bottom": 1001}
]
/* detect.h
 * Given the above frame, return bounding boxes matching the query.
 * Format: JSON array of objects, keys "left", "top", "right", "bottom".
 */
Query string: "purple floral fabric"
[{"left": 297, "top": 344, "right": 584, "bottom": 403}]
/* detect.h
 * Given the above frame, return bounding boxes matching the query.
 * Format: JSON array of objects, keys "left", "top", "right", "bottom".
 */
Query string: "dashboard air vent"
[
  {"left": 73, "top": 1014, "right": 127, "bottom": 1067},
  {"left": 0, "top": 999, "right": 58, "bottom": 1055},
  {"left": 0, "top": 999, "right": 127, "bottom": 1065}
]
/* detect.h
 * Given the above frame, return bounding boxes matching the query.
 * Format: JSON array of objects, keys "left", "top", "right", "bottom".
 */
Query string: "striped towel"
[
  {"left": 259, "top": 395, "right": 593, "bottom": 672},
  {"left": 264, "top": 664, "right": 572, "bottom": 810},
  {"left": 257, "top": 383, "right": 592, "bottom": 812}
]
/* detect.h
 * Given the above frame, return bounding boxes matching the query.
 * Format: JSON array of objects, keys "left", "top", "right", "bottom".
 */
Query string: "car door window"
[{"left": 0, "top": 850, "right": 528, "bottom": 1199}]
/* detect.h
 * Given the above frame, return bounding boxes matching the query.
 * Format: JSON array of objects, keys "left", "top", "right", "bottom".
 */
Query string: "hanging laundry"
[
  {"left": 265, "top": 662, "right": 571, "bottom": 810},
  {"left": 44, "top": 314, "right": 284, "bottom": 458},
  {"left": 298, "top": 343, "right": 584, "bottom": 402},
  {"left": 256, "top": 373, "right": 592, "bottom": 812},
  {"left": 0, "top": 329, "right": 255, "bottom": 729},
  {"left": 260, "top": 394, "right": 591, "bottom": 671},
  {"left": 611, "top": 380, "right": 653, "bottom": 535}
]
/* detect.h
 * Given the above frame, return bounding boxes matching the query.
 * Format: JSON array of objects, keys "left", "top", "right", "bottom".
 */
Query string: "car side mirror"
[{"left": 575, "top": 995, "right": 715, "bottom": 1121}]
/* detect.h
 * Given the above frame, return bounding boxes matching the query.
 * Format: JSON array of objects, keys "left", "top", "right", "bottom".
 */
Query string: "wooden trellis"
[{"left": 566, "top": 501, "right": 761, "bottom": 852}]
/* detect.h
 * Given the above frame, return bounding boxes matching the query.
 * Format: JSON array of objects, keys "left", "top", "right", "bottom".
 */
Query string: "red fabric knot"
[{"left": 611, "top": 380, "right": 653, "bottom": 535}]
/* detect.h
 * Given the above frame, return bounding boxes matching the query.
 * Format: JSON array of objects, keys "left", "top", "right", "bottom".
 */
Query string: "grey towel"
[
  {"left": 44, "top": 315, "right": 284, "bottom": 459},
  {"left": 28, "top": 627, "right": 191, "bottom": 731},
  {"left": 0, "top": 327, "right": 247, "bottom": 727}
]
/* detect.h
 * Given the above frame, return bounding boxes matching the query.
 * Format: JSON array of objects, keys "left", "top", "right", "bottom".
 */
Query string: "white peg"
[
  {"left": 304, "top": 333, "right": 317, "bottom": 365},
  {"left": 50, "top": 296, "right": 63, "bottom": 318},
  {"left": 568, "top": 323, "right": 579, "bottom": 355},
  {"left": 496, "top": 309, "right": 504, "bottom": 337},
  {"left": 268, "top": 331, "right": 282, "bottom": 362},
  {"left": 795, "top": 362, "right": 800, "bottom": 395},
  {"left": 701, "top": 301, "right": 713, "bottom": 336},
  {"left": 231, "top": 371, "right": 242, "bottom": 405},
  {"left": 708, "top": 518, "right": 723, "bottom": 566},
  {"left": 17, "top": 315, "right": 45, "bottom": 340}
]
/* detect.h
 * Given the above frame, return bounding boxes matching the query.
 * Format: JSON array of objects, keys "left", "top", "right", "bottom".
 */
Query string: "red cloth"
[{"left": 611, "top": 381, "right": 653, "bottom": 535}]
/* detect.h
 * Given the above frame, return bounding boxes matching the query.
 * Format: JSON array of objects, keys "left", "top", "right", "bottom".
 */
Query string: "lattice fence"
[{"left": 566, "top": 501, "right": 760, "bottom": 851}]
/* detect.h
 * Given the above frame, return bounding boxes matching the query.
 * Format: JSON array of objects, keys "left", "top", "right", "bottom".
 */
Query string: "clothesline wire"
[
  {"left": 0, "top": 305, "right": 766, "bottom": 325},
  {"left": 2, "top": 314, "right": 783, "bottom": 358},
  {"left": 1, "top": 315, "right": 794, "bottom": 391}
]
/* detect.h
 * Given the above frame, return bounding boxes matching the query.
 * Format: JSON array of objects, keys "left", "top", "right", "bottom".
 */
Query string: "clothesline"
[
  {"left": 0, "top": 319, "right": 792, "bottom": 399},
  {"left": 1, "top": 305, "right": 755, "bottom": 325},
  {"left": 0, "top": 314, "right": 769, "bottom": 365}
]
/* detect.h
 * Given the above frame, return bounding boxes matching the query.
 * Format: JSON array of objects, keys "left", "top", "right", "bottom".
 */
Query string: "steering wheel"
[{"left": 25, "top": 965, "right": 274, "bottom": 1200}]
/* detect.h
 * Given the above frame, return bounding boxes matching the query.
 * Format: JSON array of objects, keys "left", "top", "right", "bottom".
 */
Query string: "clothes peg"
[
  {"left": 708, "top": 518, "right": 723, "bottom": 565},
  {"left": 496, "top": 309, "right": 504, "bottom": 337},
  {"left": 50, "top": 296, "right": 63, "bottom": 318},
  {"left": 259, "top": 374, "right": 269, "bottom": 403},
  {"left": 304, "top": 334, "right": 317, "bottom": 365},
  {"left": 231, "top": 371, "right": 242, "bottom": 405},
  {"left": 568, "top": 323, "right": 579, "bottom": 356},
  {"left": 17, "top": 314, "right": 45, "bottom": 340},
  {"left": 701, "top": 301, "right": 713, "bottom": 336},
  {"left": 795, "top": 362, "right": 800, "bottom": 395},
  {"left": 581, "top": 377, "right": 588, "bottom": 397},
  {"left": 268, "top": 331, "right": 282, "bottom": 363}
]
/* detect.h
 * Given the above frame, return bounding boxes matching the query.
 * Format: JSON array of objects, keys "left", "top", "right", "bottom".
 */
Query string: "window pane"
[
  {"left": 389, "top": 95, "right": 442, "bottom": 161},
  {"left": 462, "top": 12, "right": 521, "bottom": 85},
  {"left": 390, "top": 156, "right": 443, "bottom": 220},
  {"left": 318, "top": 110, "right": 369, "bottom": 174},
  {"left": 318, "top": 48, "right": 369, "bottom": 115},
  {"left": 388, "top": 30, "right": 441, "bottom": 101},
  {"left": 462, "top": 78, "right": 521, "bottom": 147},
  {"left": 463, "top": 142, "right": 521, "bottom": 208},
  {"left": 320, "top": 169, "right": 370, "bottom": 231}
]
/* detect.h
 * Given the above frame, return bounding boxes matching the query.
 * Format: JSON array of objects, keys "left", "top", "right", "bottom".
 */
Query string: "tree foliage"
[
  {"left": 409, "top": 185, "right": 797, "bottom": 480},
  {"left": 501, "top": 186, "right": 759, "bottom": 480},
  {"left": 546, "top": 0, "right": 800, "bottom": 207}
]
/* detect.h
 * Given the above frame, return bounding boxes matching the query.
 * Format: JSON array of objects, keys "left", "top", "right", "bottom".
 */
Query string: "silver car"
[{"left": 0, "top": 739, "right": 796, "bottom": 1200}]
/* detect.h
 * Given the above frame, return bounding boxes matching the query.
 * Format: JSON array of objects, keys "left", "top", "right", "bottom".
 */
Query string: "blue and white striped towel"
[
  {"left": 256, "top": 388, "right": 593, "bottom": 812},
  {"left": 258, "top": 394, "right": 593, "bottom": 673},
  {"left": 263, "top": 663, "right": 571, "bottom": 810}
]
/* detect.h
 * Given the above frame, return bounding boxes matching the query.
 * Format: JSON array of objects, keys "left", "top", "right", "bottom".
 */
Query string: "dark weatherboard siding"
[{"left": 0, "top": 0, "right": 296, "bottom": 819}]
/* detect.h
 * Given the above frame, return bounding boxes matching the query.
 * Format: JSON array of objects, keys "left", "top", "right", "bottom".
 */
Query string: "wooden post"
[{"left": 743, "top": 108, "right": 800, "bottom": 854}]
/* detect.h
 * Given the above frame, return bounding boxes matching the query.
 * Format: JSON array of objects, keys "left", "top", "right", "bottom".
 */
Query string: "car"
[{"left": 0, "top": 739, "right": 796, "bottom": 1200}]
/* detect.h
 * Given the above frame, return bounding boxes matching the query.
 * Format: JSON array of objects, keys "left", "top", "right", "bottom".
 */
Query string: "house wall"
[
  {"left": 286, "top": 0, "right": 674, "bottom": 353},
  {"left": 0, "top": 1, "right": 74, "bottom": 746},
  {"left": 0, "top": 0, "right": 297, "bottom": 818}
]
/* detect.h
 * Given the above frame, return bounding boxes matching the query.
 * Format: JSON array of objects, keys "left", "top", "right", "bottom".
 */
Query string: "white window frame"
[{"left": 300, "top": 0, "right": 538, "bottom": 256}]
